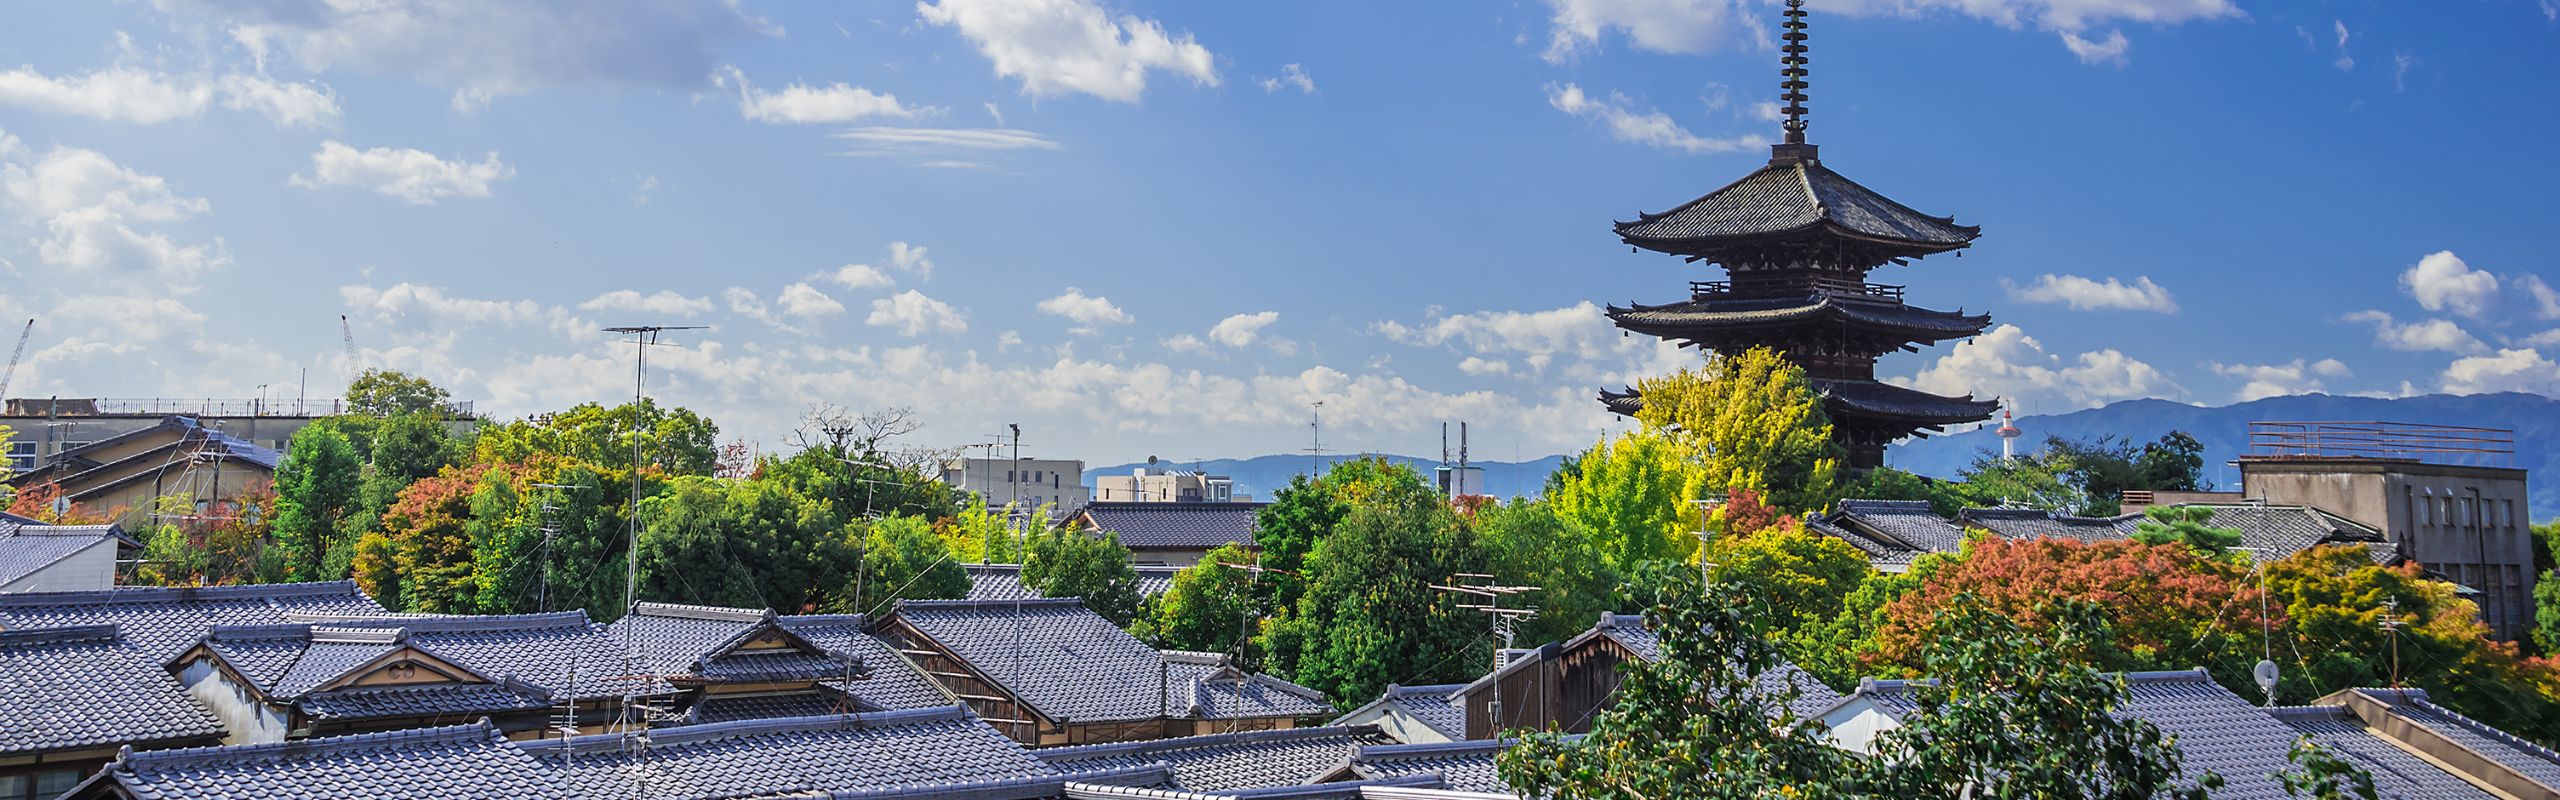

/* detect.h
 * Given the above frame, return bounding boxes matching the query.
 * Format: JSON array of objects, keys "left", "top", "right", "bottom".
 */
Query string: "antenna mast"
[{"left": 1434, "top": 573, "right": 1539, "bottom": 730}]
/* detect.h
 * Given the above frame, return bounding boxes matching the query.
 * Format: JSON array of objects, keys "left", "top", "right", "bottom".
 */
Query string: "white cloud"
[
  {"left": 2398, "top": 250, "right": 2499, "bottom": 318},
  {"left": 917, "top": 0, "right": 1217, "bottom": 103},
  {"left": 342, "top": 282, "right": 550, "bottom": 327},
  {"left": 823, "top": 263, "right": 895, "bottom": 290},
  {"left": 1897, "top": 323, "right": 2176, "bottom": 411},
  {"left": 450, "top": 87, "right": 491, "bottom": 114},
  {"left": 217, "top": 73, "right": 341, "bottom": 128},
  {"left": 187, "top": 0, "right": 773, "bottom": 96},
  {"left": 1457, "top": 356, "right": 1512, "bottom": 377},
  {"left": 834, "top": 127, "right": 1060, "bottom": 166},
  {"left": 1546, "top": 82, "right": 1763, "bottom": 155},
  {"left": 1538, "top": 0, "right": 2236, "bottom": 66},
  {"left": 889, "top": 241, "right": 935, "bottom": 280},
  {"left": 1209, "top": 311, "right": 1279, "bottom": 348},
  {"left": 1162, "top": 333, "right": 1208, "bottom": 354},
  {"left": 2516, "top": 274, "right": 2560, "bottom": 320},
  {"left": 2002, "top": 274, "right": 2178, "bottom": 313},
  {"left": 580, "top": 289, "right": 712, "bottom": 316},
  {"left": 1036, "top": 287, "right": 1133, "bottom": 327},
  {"left": 1259, "top": 63, "right": 1315, "bottom": 95},
  {"left": 2330, "top": 20, "right": 2353, "bottom": 71},
  {"left": 0, "top": 143, "right": 229, "bottom": 282},
  {"left": 2521, "top": 329, "right": 2560, "bottom": 348},
  {"left": 718, "top": 66, "right": 920, "bottom": 124},
  {"left": 0, "top": 66, "right": 211, "bottom": 124},
  {"left": 867, "top": 289, "right": 968, "bottom": 335},
  {"left": 2440, "top": 348, "right": 2560, "bottom": 396},
  {"left": 290, "top": 141, "right": 514, "bottom": 204},
  {"left": 2209, "top": 358, "right": 2350, "bottom": 402},
  {"left": 776, "top": 283, "right": 845, "bottom": 318},
  {"left": 2342, "top": 310, "right": 2486, "bottom": 354}
]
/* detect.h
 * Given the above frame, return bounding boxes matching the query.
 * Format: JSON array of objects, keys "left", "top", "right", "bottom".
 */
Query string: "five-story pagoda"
[{"left": 1600, "top": 0, "right": 1998, "bottom": 469}]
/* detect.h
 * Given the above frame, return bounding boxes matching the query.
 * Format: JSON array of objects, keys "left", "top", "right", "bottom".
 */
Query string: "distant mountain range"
[
  {"left": 1113, "top": 392, "right": 2556, "bottom": 520},
  {"left": 1090, "top": 453, "right": 1570, "bottom": 502}
]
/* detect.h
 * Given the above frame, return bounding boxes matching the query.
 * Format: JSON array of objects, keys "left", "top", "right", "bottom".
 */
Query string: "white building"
[
  {"left": 940, "top": 457, "right": 1087, "bottom": 513},
  {"left": 1093, "top": 458, "right": 1237, "bottom": 503},
  {"left": 0, "top": 519, "right": 134, "bottom": 593}
]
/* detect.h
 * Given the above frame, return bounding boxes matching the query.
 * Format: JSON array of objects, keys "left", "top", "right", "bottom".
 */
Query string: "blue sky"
[{"left": 1, "top": 0, "right": 2555, "bottom": 466}]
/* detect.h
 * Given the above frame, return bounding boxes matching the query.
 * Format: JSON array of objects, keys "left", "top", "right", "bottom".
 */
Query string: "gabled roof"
[
  {"left": 966, "top": 563, "right": 1182, "bottom": 601},
  {"left": 0, "top": 580, "right": 387, "bottom": 661},
  {"left": 0, "top": 625, "right": 223, "bottom": 756},
  {"left": 889, "top": 598, "right": 1327, "bottom": 724},
  {"left": 519, "top": 706, "right": 1054, "bottom": 800},
  {"left": 184, "top": 623, "right": 554, "bottom": 721},
  {"left": 73, "top": 720, "right": 568, "bottom": 800},
  {"left": 0, "top": 522, "right": 135, "bottom": 589},
  {"left": 611, "top": 602, "right": 951, "bottom": 713},
  {"left": 1805, "top": 517, "right": 1923, "bottom": 572},
  {"left": 1954, "top": 504, "right": 2397, "bottom": 564},
  {"left": 292, "top": 611, "right": 660, "bottom": 700},
  {"left": 1957, "top": 507, "right": 2140, "bottom": 544},
  {"left": 1614, "top": 154, "right": 1978, "bottom": 259},
  {"left": 1825, "top": 499, "right": 1966, "bottom": 559},
  {"left": 2266, "top": 705, "right": 2503, "bottom": 800},
  {"left": 1077, "top": 502, "right": 1266, "bottom": 550},
  {"left": 1037, "top": 725, "right": 1394, "bottom": 792},
  {"left": 1327, "top": 684, "right": 1467, "bottom": 742},
  {"left": 1551, "top": 613, "right": 1843, "bottom": 719}
]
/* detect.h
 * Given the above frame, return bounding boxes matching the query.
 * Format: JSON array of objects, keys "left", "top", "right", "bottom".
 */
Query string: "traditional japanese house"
[
  {"left": 609, "top": 601, "right": 950, "bottom": 723},
  {"left": 1598, "top": 0, "right": 1997, "bottom": 468},
  {"left": 64, "top": 721, "right": 568, "bottom": 800},
  {"left": 1036, "top": 725, "right": 1395, "bottom": 793},
  {"left": 1458, "top": 613, "right": 1840, "bottom": 740},
  {"left": 1327, "top": 683, "right": 1467, "bottom": 745},
  {"left": 0, "top": 581, "right": 387, "bottom": 662},
  {"left": 0, "top": 625, "right": 224, "bottom": 800},
  {"left": 876, "top": 598, "right": 1330, "bottom": 745}
]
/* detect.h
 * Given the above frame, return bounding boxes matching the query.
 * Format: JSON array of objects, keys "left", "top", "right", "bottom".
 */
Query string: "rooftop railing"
[
  {"left": 1, "top": 397, "right": 476, "bottom": 418},
  {"left": 2245, "top": 421, "right": 2515, "bottom": 468}
]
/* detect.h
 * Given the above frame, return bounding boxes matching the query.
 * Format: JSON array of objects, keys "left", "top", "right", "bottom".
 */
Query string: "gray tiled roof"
[
  {"left": 1958, "top": 507, "right": 2138, "bottom": 544},
  {"left": 1609, "top": 294, "right": 1990, "bottom": 341},
  {"left": 612, "top": 603, "right": 950, "bottom": 714},
  {"left": 1078, "top": 502, "right": 1265, "bottom": 550},
  {"left": 967, "top": 563, "right": 1182, "bottom": 601},
  {"left": 2268, "top": 706, "right": 2497, "bottom": 800},
  {"left": 1830, "top": 499, "right": 1968, "bottom": 555},
  {"left": 1329, "top": 684, "right": 1467, "bottom": 741},
  {"left": 0, "top": 522, "right": 131, "bottom": 588},
  {"left": 0, "top": 625, "right": 223, "bottom": 756},
  {"left": 0, "top": 580, "right": 387, "bottom": 662},
  {"left": 294, "top": 611, "right": 661, "bottom": 700},
  {"left": 1038, "top": 725, "right": 1393, "bottom": 792},
  {"left": 1336, "top": 739, "right": 1527, "bottom": 794},
  {"left": 2346, "top": 688, "right": 2560, "bottom": 791},
  {"left": 687, "top": 687, "right": 863, "bottom": 724},
  {"left": 1614, "top": 157, "right": 1978, "bottom": 252},
  {"left": 191, "top": 623, "right": 562, "bottom": 721},
  {"left": 86, "top": 720, "right": 567, "bottom": 800},
  {"left": 1806, "top": 517, "right": 1923, "bottom": 570},
  {"left": 1953, "top": 504, "right": 2395, "bottom": 564},
  {"left": 892, "top": 599, "right": 1328, "bottom": 724},
  {"left": 520, "top": 706, "right": 1054, "bottom": 800}
]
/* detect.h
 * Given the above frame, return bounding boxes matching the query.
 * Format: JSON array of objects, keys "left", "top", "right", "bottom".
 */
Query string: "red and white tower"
[{"left": 1997, "top": 407, "right": 2022, "bottom": 460}]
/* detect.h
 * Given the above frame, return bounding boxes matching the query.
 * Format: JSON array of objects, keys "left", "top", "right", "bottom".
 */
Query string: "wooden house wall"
[{"left": 876, "top": 620, "right": 1051, "bottom": 744}]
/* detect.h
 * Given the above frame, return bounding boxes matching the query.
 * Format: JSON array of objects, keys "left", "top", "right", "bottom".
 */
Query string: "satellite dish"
[{"left": 2254, "top": 659, "right": 2281, "bottom": 699}]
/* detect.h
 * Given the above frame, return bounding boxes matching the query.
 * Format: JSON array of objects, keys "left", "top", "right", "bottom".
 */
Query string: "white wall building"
[{"left": 940, "top": 458, "right": 1087, "bottom": 513}]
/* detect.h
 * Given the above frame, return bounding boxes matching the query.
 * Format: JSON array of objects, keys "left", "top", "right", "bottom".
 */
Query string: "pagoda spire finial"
[{"left": 1779, "top": 0, "right": 1811, "bottom": 145}]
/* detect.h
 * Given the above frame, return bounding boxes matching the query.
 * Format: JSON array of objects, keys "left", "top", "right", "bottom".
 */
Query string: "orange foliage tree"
[{"left": 1873, "top": 538, "right": 2267, "bottom": 687}]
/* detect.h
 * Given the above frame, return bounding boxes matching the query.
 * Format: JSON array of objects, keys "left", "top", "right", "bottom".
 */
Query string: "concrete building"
[
  {"left": 939, "top": 457, "right": 1086, "bottom": 513},
  {"left": 1093, "top": 457, "right": 1237, "bottom": 503},
  {"left": 2, "top": 397, "right": 474, "bottom": 474},
  {"left": 2236, "top": 421, "right": 2536, "bottom": 642},
  {"left": 2, "top": 417, "right": 282, "bottom": 530}
]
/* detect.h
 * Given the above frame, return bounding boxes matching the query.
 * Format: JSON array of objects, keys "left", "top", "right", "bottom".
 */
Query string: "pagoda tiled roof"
[
  {"left": 1077, "top": 502, "right": 1264, "bottom": 550},
  {"left": 0, "top": 625, "right": 224, "bottom": 757},
  {"left": 1607, "top": 294, "right": 1990, "bottom": 341},
  {"left": 0, "top": 580, "right": 387, "bottom": 662},
  {"left": 79, "top": 720, "right": 568, "bottom": 800},
  {"left": 1036, "top": 725, "right": 1393, "bottom": 792},
  {"left": 520, "top": 706, "right": 1054, "bottom": 800},
  {"left": 1615, "top": 154, "right": 1977, "bottom": 257},
  {"left": 1597, "top": 380, "right": 1998, "bottom": 427},
  {"left": 888, "top": 598, "right": 1328, "bottom": 724}
]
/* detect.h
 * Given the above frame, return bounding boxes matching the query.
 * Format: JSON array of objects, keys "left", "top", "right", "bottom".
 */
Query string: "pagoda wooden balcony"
[{"left": 1690, "top": 279, "right": 1905, "bottom": 303}]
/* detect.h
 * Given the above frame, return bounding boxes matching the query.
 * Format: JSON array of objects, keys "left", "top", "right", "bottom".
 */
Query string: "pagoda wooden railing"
[{"left": 1692, "top": 279, "right": 1904, "bottom": 302}]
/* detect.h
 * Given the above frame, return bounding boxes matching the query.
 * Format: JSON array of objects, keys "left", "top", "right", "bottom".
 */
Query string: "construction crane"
[
  {"left": 340, "top": 315, "right": 361, "bottom": 378},
  {"left": 0, "top": 318, "right": 31, "bottom": 401}
]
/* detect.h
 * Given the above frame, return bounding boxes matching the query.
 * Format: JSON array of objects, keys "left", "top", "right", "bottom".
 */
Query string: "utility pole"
[
  {"left": 1434, "top": 573, "right": 1539, "bottom": 731},
  {"left": 528, "top": 482, "right": 587, "bottom": 613},
  {"left": 2380, "top": 596, "right": 2404, "bottom": 689}
]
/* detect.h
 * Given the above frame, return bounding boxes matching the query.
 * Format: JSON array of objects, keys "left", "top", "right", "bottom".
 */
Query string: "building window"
[{"left": 4, "top": 441, "right": 32, "bottom": 472}]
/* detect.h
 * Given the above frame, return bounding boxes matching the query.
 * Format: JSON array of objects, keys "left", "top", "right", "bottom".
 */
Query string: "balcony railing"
[{"left": 1692, "top": 279, "right": 1904, "bottom": 302}]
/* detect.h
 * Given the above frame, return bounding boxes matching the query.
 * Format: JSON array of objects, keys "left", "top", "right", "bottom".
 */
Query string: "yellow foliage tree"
[{"left": 1633, "top": 346, "right": 1843, "bottom": 513}]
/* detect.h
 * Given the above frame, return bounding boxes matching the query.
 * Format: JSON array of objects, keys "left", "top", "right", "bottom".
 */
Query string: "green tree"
[
  {"left": 356, "top": 412, "right": 464, "bottom": 524},
  {"left": 2276, "top": 740, "right": 2380, "bottom": 800},
  {"left": 2534, "top": 522, "right": 2559, "bottom": 654},
  {"left": 1700, "top": 523, "right": 1871, "bottom": 644},
  {"left": 272, "top": 423, "right": 363, "bottom": 579},
  {"left": 472, "top": 399, "right": 720, "bottom": 478},
  {"left": 939, "top": 497, "right": 1031, "bottom": 564},
  {"left": 636, "top": 476, "right": 857, "bottom": 614},
  {"left": 1632, "top": 346, "right": 1842, "bottom": 513},
  {"left": 1956, "top": 447, "right": 2094, "bottom": 515},
  {"left": 847, "top": 515, "right": 967, "bottom": 615},
  {"left": 759, "top": 447, "right": 959, "bottom": 526},
  {"left": 1023, "top": 526, "right": 1143, "bottom": 625},
  {"left": 1476, "top": 499, "right": 1617, "bottom": 646},
  {"left": 465, "top": 473, "right": 541, "bottom": 614},
  {"left": 1275, "top": 476, "right": 1489, "bottom": 704},
  {"left": 1138, "top": 543, "right": 1266, "bottom": 662},
  {"left": 1251, "top": 457, "right": 1443, "bottom": 614},
  {"left": 1548, "top": 431, "right": 1700, "bottom": 572},
  {"left": 362, "top": 464, "right": 492, "bottom": 613},
  {"left": 345, "top": 369, "right": 454, "bottom": 418},
  {"left": 2129, "top": 505, "right": 2244, "bottom": 557}
]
